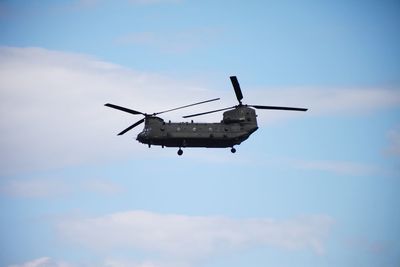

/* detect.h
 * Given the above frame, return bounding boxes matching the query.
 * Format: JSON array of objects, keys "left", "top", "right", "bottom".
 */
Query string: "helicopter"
[{"left": 105, "top": 76, "right": 308, "bottom": 155}]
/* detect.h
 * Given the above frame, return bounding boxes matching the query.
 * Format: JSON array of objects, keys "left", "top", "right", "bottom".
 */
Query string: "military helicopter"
[{"left": 105, "top": 76, "right": 307, "bottom": 155}]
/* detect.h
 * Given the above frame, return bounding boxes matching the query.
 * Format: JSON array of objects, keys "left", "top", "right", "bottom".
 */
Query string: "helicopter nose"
[
  {"left": 137, "top": 132, "right": 143, "bottom": 141},
  {"left": 136, "top": 132, "right": 147, "bottom": 143}
]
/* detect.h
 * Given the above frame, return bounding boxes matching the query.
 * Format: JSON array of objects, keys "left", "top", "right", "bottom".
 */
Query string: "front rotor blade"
[
  {"left": 251, "top": 105, "right": 308, "bottom": 112},
  {"left": 118, "top": 118, "right": 145, "bottom": 135},
  {"left": 183, "top": 106, "right": 235, "bottom": 118},
  {"left": 155, "top": 98, "right": 220, "bottom": 115},
  {"left": 230, "top": 76, "right": 243, "bottom": 103},
  {"left": 105, "top": 103, "right": 144, "bottom": 115}
]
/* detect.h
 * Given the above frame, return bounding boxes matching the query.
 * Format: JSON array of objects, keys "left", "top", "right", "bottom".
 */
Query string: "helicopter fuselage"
[{"left": 137, "top": 106, "right": 258, "bottom": 148}]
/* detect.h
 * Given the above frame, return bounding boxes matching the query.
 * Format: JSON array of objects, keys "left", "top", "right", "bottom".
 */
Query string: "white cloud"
[
  {"left": 0, "top": 179, "right": 69, "bottom": 198},
  {"left": 247, "top": 87, "right": 400, "bottom": 124},
  {"left": 58, "top": 210, "right": 335, "bottom": 258},
  {"left": 10, "top": 211, "right": 334, "bottom": 267},
  {"left": 9, "top": 258, "right": 184, "bottom": 267},
  {"left": 0, "top": 46, "right": 217, "bottom": 174},
  {"left": 8, "top": 257, "right": 74, "bottom": 267},
  {"left": 0, "top": 177, "right": 124, "bottom": 198},
  {"left": 1, "top": 46, "right": 399, "bottom": 174}
]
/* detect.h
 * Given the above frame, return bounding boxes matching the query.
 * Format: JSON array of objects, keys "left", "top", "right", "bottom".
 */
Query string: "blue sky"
[{"left": 0, "top": 1, "right": 399, "bottom": 267}]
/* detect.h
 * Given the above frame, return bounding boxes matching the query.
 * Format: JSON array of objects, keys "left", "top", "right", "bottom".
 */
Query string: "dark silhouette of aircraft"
[{"left": 105, "top": 76, "right": 307, "bottom": 155}]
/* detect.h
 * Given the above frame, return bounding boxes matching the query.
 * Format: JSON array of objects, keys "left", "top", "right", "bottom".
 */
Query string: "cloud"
[
  {"left": 0, "top": 177, "right": 123, "bottom": 198},
  {"left": 292, "top": 159, "right": 378, "bottom": 176},
  {"left": 103, "top": 259, "right": 188, "bottom": 267},
  {"left": 58, "top": 210, "right": 335, "bottom": 258},
  {"left": 385, "top": 127, "right": 400, "bottom": 157},
  {"left": 0, "top": 179, "right": 69, "bottom": 198},
  {"left": 0, "top": 46, "right": 217, "bottom": 174},
  {"left": 82, "top": 179, "right": 124, "bottom": 195},
  {"left": 8, "top": 257, "right": 73, "bottom": 267},
  {"left": 247, "top": 87, "right": 400, "bottom": 124},
  {"left": 9, "top": 258, "right": 184, "bottom": 267},
  {"left": 1, "top": 46, "right": 399, "bottom": 174},
  {"left": 344, "top": 236, "right": 392, "bottom": 255}
]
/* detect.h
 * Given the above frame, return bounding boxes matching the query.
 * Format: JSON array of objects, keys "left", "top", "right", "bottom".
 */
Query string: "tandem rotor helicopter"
[{"left": 105, "top": 76, "right": 308, "bottom": 155}]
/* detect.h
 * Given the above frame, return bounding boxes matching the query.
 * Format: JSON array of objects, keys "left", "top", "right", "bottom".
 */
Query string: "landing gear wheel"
[
  {"left": 231, "top": 147, "right": 236, "bottom": 153},
  {"left": 177, "top": 148, "right": 183, "bottom": 156}
]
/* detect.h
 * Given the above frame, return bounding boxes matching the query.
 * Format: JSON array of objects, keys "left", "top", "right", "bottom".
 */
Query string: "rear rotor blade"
[
  {"left": 230, "top": 76, "right": 243, "bottom": 104},
  {"left": 251, "top": 105, "right": 308, "bottom": 112},
  {"left": 105, "top": 103, "right": 144, "bottom": 115},
  {"left": 183, "top": 106, "right": 235, "bottom": 118},
  {"left": 118, "top": 118, "right": 145, "bottom": 135},
  {"left": 155, "top": 98, "right": 220, "bottom": 115}
]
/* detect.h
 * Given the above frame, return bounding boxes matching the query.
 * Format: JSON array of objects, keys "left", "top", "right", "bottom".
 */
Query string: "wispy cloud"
[
  {"left": 58, "top": 210, "right": 335, "bottom": 258},
  {"left": 247, "top": 87, "right": 400, "bottom": 124},
  {"left": 385, "top": 127, "right": 400, "bottom": 157},
  {"left": 0, "top": 46, "right": 217, "bottom": 174},
  {"left": 103, "top": 259, "right": 188, "bottom": 267},
  {"left": 82, "top": 179, "right": 124, "bottom": 195},
  {"left": 8, "top": 257, "right": 73, "bottom": 267},
  {"left": 0, "top": 179, "right": 69, "bottom": 198},
  {"left": 292, "top": 159, "right": 379, "bottom": 176},
  {"left": 9, "top": 257, "right": 185, "bottom": 267},
  {"left": 344, "top": 236, "right": 392, "bottom": 255},
  {"left": 0, "top": 178, "right": 123, "bottom": 198}
]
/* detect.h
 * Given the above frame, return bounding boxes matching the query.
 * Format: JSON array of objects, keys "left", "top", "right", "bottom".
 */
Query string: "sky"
[{"left": 0, "top": 0, "right": 399, "bottom": 267}]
